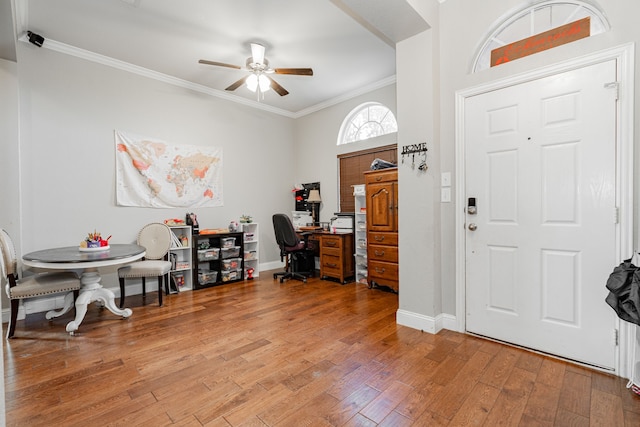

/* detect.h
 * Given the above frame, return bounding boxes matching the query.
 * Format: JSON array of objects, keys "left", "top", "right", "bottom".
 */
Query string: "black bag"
[{"left": 605, "top": 257, "right": 640, "bottom": 326}]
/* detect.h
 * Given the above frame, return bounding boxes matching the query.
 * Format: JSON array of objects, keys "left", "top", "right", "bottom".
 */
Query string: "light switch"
[
  {"left": 441, "top": 172, "right": 451, "bottom": 187},
  {"left": 441, "top": 188, "right": 451, "bottom": 203}
]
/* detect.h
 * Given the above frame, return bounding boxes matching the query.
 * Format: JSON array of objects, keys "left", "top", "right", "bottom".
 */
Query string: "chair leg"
[
  {"left": 164, "top": 272, "right": 172, "bottom": 295},
  {"left": 157, "top": 276, "right": 163, "bottom": 307},
  {"left": 141, "top": 277, "right": 146, "bottom": 298},
  {"left": 119, "top": 277, "right": 126, "bottom": 309},
  {"left": 7, "top": 299, "right": 19, "bottom": 339}
]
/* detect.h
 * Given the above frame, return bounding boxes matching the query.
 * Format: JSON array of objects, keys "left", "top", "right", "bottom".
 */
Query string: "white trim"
[
  {"left": 18, "top": 35, "right": 396, "bottom": 119},
  {"left": 296, "top": 76, "right": 396, "bottom": 118},
  {"left": 396, "top": 309, "right": 457, "bottom": 333},
  {"left": 455, "top": 43, "right": 634, "bottom": 377}
]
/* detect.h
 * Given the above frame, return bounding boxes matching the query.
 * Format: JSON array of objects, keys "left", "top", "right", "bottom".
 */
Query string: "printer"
[
  {"left": 329, "top": 212, "right": 355, "bottom": 233},
  {"left": 291, "top": 211, "right": 313, "bottom": 230}
]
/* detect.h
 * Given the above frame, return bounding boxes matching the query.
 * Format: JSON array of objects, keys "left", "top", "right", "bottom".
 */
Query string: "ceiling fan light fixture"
[
  {"left": 246, "top": 73, "right": 258, "bottom": 92},
  {"left": 258, "top": 74, "right": 271, "bottom": 92},
  {"left": 245, "top": 73, "right": 271, "bottom": 93},
  {"left": 200, "top": 42, "right": 311, "bottom": 97}
]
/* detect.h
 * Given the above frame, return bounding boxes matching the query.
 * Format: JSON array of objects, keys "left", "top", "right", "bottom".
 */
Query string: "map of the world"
[{"left": 115, "top": 130, "right": 223, "bottom": 208}]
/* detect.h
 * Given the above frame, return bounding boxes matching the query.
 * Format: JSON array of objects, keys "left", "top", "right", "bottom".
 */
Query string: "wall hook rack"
[{"left": 401, "top": 142, "right": 428, "bottom": 171}]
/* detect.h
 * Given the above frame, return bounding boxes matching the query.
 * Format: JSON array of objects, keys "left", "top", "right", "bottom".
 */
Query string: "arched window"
[
  {"left": 338, "top": 102, "right": 397, "bottom": 145},
  {"left": 472, "top": 1, "right": 610, "bottom": 73}
]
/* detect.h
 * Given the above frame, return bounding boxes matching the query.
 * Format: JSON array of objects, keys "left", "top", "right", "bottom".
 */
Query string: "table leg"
[
  {"left": 44, "top": 291, "right": 75, "bottom": 320},
  {"left": 66, "top": 272, "right": 133, "bottom": 335}
]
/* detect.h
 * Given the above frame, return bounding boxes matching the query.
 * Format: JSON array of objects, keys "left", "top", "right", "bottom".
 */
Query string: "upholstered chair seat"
[
  {"left": 1, "top": 229, "right": 80, "bottom": 338},
  {"left": 117, "top": 223, "right": 172, "bottom": 308}
]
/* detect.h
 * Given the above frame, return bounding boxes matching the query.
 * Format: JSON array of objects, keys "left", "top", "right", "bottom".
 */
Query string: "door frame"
[{"left": 454, "top": 43, "right": 634, "bottom": 376}]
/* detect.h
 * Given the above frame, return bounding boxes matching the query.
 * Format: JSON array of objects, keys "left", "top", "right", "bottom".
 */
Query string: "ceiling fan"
[{"left": 199, "top": 43, "right": 313, "bottom": 97}]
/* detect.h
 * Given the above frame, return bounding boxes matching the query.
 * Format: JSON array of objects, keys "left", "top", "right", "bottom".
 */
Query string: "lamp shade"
[{"left": 307, "top": 189, "right": 321, "bottom": 203}]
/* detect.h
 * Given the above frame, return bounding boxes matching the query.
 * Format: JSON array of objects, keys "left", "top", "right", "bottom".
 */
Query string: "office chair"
[
  {"left": 272, "top": 214, "right": 315, "bottom": 283},
  {"left": 117, "top": 223, "right": 172, "bottom": 307}
]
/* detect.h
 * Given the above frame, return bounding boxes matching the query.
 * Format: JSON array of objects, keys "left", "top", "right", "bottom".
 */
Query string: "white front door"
[{"left": 465, "top": 59, "right": 618, "bottom": 369}]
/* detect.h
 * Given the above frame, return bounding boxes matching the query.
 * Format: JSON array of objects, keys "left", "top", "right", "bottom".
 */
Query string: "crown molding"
[
  {"left": 291, "top": 75, "right": 396, "bottom": 118},
  {"left": 18, "top": 35, "right": 396, "bottom": 119}
]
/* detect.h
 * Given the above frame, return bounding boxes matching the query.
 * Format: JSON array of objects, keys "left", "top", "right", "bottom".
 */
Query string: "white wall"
[
  {"left": 394, "top": 0, "right": 640, "bottom": 330},
  {"left": 13, "top": 43, "right": 297, "bottom": 287},
  {"left": 0, "top": 57, "right": 17, "bottom": 427},
  {"left": 292, "top": 83, "right": 397, "bottom": 222}
]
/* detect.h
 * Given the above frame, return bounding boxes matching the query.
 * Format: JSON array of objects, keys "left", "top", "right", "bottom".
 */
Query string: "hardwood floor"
[{"left": 4, "top": 270, "right": 640, "bottom": 426}]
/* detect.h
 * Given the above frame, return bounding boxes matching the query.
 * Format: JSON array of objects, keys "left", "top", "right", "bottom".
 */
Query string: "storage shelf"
[
  {"left": 242, "top": 223, "right": 260, "bottom": 278},
  {"left": 193, "top": 231, "right": 245, "bottom": 289},
  {"left": 168, "top": 225, "right": 193, "bottom": 293},
  {"left": 353, "top": 184, "right": 367, "bottom": 286}
]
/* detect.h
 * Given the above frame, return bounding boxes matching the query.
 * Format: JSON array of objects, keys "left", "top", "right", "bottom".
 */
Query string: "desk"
[
  {"left": 22, "top": 244, "right": 145, "bottom": 335},
  {"left": 315, "top": 232, "right": 354, "bottom": 284}
]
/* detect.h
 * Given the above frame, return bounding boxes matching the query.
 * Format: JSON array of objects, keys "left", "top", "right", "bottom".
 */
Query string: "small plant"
[{"left": 240, "top": 214, "right": 253, "bottom": 223}]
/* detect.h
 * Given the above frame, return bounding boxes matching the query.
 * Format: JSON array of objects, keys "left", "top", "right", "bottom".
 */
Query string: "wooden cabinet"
[
  {"left": 365, "top": 168, "right": 398, "bottom": 292},
  {"left": 318, "top": 233, "right": 354, "bottom": 284}
]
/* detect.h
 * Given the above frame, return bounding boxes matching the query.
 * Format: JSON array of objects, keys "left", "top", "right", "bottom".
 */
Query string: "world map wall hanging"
[{"left": 115, "top": 130, "right": 223, "bottom": 208}]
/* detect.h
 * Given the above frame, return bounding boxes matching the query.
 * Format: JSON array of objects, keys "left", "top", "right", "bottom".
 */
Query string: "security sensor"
[{"left": 27, "top": 31, "right": 44, "bottom": 47}]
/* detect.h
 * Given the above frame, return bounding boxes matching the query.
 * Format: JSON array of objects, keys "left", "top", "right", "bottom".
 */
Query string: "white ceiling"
[{"left": 5, "top": 0, "right": 429, "bottom": 116}]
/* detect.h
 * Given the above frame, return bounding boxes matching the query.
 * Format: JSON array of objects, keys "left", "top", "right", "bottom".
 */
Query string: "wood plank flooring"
[{"left": 4, "top": 270, "right": 640, "bottom": 426}]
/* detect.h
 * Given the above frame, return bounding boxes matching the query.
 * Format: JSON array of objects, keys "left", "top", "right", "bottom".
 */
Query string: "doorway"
[{"left": 455, "top": 45, "right": 634, "bottom": 374}]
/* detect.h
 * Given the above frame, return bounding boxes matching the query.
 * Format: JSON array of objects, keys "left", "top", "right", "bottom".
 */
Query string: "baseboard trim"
[
  {"left": 2, "top": 283, "right": 136, "bottom": 324},
  {"left": 396, "top": 309, "right": 458, "bottom": 334}
]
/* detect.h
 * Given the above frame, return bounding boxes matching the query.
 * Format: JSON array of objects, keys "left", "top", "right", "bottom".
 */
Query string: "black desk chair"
[{"left": 272, "top": 214, "right": 315, "bottom": 283}]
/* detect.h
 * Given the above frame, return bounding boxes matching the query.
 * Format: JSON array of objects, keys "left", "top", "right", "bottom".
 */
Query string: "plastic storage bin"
[
  {"left": 221, "top": 257, "right": 242, "bottom": 270},
  {"left": 221, "top": 246, "right": 240, "bottom": 259},
  {"left": 221, "top": 269, "right": 242, "bottom": 282},
  {"left": 198, "top": 270, "right": 218, "bottom": 284},
  {"left": 221, "top": 237, "right": 236, "bottom": 248},
  {"left": 197, "top": 248, "right": 219, "bottom": 261},
  {"left": 244, "top": 250, "right": 257, "bottom": 261}
]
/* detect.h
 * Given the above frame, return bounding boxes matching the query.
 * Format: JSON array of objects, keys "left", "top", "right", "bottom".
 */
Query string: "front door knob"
[{"left": 468, "top": 223, "right": 477, "bottom": 231}]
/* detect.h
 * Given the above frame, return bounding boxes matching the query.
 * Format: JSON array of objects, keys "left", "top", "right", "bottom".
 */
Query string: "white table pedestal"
[{"left": 65, "top": 271, "right": 132, "bottom": 335}]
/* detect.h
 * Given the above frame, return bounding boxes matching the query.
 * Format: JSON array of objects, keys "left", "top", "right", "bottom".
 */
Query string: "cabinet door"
[{"left": 367, "top": 182, "right": 396, "bottom": 231}]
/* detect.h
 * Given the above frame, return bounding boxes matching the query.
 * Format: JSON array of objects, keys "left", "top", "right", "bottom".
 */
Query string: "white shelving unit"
[
  {"left": 168, "top": 225, "right": 193, "bottom": 291},
  {"left": 353, "top": 185, "right": 367, "bottom": 285},
  {"left": 241, "top": 222, "right": 259, "bottom": 278}
]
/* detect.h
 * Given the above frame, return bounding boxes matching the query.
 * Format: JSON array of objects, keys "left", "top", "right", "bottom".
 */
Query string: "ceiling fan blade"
[
  {"left": 266, "top": 76, "right": 289, "bottom": 96},
  {"left": 250, "top": 43, "right": 266, "bottom": 65},
  {"left": 225, "top": 76, "right": 249, "bottom": 91},
  {"left": 199, "top": 59, "right": 242, "bottom": 70},
  {"left": 274, "top": 68, "right": 314, "bottom": 76}
]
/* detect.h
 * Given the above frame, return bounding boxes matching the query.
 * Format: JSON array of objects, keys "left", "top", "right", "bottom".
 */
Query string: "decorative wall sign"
[
  {"left": 401, "top": 142, "right": 428, "bottom": 171},
  {"left": 115, "top": 130, "right": 223, "bottom": 208},
  {"left": 491, "top": 17, "right": 590, "bottom": 67}
]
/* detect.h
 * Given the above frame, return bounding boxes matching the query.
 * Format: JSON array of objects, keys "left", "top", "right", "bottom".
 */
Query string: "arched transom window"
[
  {"left": 473, "top": 1, "right": 610, "bottom": 73},
  {"left": 338, "top": 102, "right": 398, "bottom": 145}
]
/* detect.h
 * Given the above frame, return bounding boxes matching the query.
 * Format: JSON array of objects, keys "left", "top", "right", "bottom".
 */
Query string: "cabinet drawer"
[
  {"left": 368, "top": 260, "right": 398, "bottom": 281},
  {"left": 322, "top": 246, "right": 341, "bottom": 257},
  {"left": 321, "top": 236, "right": 343, "bottom": 249},
  {"left": 368, "top": 244, "right": 398, "bottom": 263},
  {"left": 368, "top": 232, "right": 398, "bottom": 246},
  {"left": 321, "top": 255, "right": 342, "bottom": 273},
  {"left": 365, "top": 168, "right": 397, "bottom": 184}
]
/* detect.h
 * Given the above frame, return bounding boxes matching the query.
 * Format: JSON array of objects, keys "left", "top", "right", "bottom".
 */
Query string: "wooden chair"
[
  {"left": 117, "top": 223, "right": 172, "bottom": 308},
  {"left": 0, "top": 229, "right": 80, "bottom": 339}
]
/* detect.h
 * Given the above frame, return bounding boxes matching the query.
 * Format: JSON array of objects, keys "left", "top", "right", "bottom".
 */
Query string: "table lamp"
[{"left": 307, "top": 189, "right": 322, "bottom": 226}]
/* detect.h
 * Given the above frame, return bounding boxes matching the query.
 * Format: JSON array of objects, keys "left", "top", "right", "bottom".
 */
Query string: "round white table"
[{"left": 22, "top": 244, "right": 145, "bottom": 335}]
